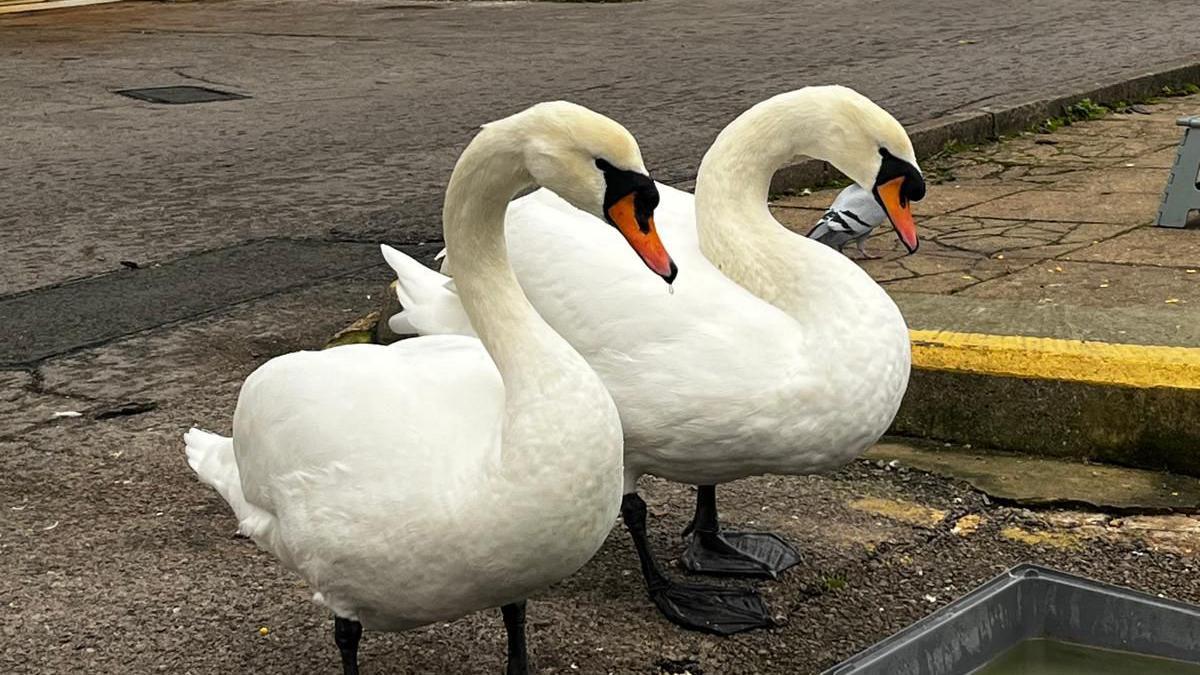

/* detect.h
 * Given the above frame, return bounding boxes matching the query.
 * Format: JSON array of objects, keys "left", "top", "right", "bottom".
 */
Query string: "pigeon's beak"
[
  {"left": 606, "top": 192, "right": 678, "bottom": 284},
  {"left": 874, "top": 177, "right": 919, "bottom": 254}
]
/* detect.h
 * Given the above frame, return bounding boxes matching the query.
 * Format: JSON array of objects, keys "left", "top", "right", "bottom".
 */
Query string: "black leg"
[
  {"left": 501, "top": 602, "right": 529, "bottom": 675},
  {"left": 680, "top": 485, "right": 801, "bottom": 579},
  {"left": 334, "top": 616, "right": 363, "bottom": 675},
  {"left": 620, "top": 492, "right": 773, "bottom": 636}
]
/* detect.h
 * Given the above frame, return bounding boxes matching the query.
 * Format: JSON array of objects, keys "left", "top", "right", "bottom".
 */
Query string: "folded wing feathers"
[{"left": 807, "top": 184, "right": 887, "bottom": 250}]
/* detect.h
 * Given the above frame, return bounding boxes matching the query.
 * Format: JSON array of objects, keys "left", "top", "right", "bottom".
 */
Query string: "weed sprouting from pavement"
[
  {"left": 823, "top": 573, "right": 849, "bottom": 591},
  {"left": 1037, "top": 98, "right": 1111, "bottom": 134}
]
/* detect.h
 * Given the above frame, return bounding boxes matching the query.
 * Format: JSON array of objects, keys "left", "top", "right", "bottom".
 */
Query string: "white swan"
[
  {"left": 185, "top": 101, "right": 676, "bottom": 674},
  {"left": 383, "top": 86, "right": 925, "bottom": 635}
]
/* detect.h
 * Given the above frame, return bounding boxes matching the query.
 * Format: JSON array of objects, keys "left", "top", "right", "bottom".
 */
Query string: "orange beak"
[
  {"left": 874, "top": 176, "right": 919, "bottom": 254},
  {"left": 607, "top": 193, "right": 677, "bottom": 283}
]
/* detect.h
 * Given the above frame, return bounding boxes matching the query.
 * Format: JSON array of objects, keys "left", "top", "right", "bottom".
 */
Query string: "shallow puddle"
[{"left": 974, "top": 638, "right": 1200, "bottom": 675}]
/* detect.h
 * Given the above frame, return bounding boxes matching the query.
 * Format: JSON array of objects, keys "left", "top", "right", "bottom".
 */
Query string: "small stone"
[
  {"left": 258, "top": 626, "right": 270, "bottom": 637},
  {"left": 952, "top": 514, "right": 984, "bottom": 537}
]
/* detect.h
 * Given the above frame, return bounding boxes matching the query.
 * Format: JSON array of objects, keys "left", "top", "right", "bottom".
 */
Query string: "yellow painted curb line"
[{"left": 909, "top": 329, "right": 1200, "bottom": 390}]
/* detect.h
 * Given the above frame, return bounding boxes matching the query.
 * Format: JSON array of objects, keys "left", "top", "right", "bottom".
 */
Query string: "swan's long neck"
[
  {"left": 441, "top": 127, "right": 614, "bottom": 475},
  {"left": 694, "top": 89, "right": 872, "bottom": 316}
]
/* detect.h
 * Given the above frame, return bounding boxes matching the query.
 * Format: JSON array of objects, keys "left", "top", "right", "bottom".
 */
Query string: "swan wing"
[{"left": 230, "top": 338, "right": 502, "bottom": 554}]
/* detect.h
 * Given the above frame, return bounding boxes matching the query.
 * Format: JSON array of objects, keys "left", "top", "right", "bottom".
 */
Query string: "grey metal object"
[
  {"left": 824, "top": 563, "right": 1200, "bottom": 675},
  {"left": 1157, "top": 116, "right": 1200, "bottom": 228}
]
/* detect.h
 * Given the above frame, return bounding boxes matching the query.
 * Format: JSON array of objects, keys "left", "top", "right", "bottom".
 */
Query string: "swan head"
[
  {"left": 815, "top": 86, "right": 925, "bottom": 254},
  {"left": 487, "top": 101, "right": 677, "bottom": 283}
]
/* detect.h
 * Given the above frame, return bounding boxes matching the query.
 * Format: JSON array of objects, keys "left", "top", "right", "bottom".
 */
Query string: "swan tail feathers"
[
  {"left": 379, "top": 244, "right": 477, "bottom": 337},
  {"left": 184, "top": 428, "right": 271, "bottom": 538}
]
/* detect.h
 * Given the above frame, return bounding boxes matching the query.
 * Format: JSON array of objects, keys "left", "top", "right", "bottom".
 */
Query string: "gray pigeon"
[{"left": 806, "top": 184, "right": 888, "bottom": 258}]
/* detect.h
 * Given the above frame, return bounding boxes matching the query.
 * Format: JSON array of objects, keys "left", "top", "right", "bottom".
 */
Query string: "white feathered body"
[
  {"left": 398, "top": 183, "right": 910, "bottom": 488},
  {"left": 188, "top": 336, "right": 622, "bottom": 631}
]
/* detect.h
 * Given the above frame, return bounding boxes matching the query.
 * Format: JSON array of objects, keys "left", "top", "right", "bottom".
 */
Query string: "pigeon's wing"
[
  {"left": 807, "top": 209, "right": 858, "bottom": 250},
  {"left": 830, "top": 185, "right": 887, "bottom": 236}
]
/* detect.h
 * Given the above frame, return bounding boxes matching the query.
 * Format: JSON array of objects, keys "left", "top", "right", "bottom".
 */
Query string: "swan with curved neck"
[
  {"left": 695, "top": 86, "right": 922, "bottom": 313},
  {"left": 185, "top": 101, "right": 675, "bottom": 674},
  {"left": 383, "top": 86, "right": 925, "bottom": 635}
]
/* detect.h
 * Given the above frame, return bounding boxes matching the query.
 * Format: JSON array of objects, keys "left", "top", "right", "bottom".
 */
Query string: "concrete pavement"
[{"left": 6, "top": 0, "right": 1200, "bottom": 299}]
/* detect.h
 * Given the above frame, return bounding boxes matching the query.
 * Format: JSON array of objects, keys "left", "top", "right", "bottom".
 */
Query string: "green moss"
[
  {"left": 822, "top": 574, "right": 849, "bottom": 592},
  {"left": 938, "top": 138, "right": 975, "bottom": 156},
  {"left": 323, "top": 311, "right": 382, "bottom": 349},
  {"left": 324, "top": 329, "right": 375, "bottom": 349},
  {"left": 1036, "top": 97, "right": 1111, "bottom": 134},
  {"left": 1066, "top": 98, "right": 1109, "bottom": 121}
]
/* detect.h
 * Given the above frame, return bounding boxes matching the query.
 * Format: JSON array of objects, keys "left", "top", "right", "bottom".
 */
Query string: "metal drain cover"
[{"left": 114, "top": 85, "right": 249, "bottom": 105}]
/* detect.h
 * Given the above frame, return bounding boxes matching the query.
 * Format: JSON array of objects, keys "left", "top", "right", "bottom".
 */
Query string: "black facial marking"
[
  {"left": 596, "top": 157, "right": 658, "bottom": 232},
  {"left": 875, "top": 148, "right": 926, "bottom": 204}
]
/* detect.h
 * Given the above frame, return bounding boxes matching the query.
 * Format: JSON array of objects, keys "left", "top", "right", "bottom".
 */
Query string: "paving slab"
[
  {"left": 957, "top": 189, "right": 1160, "bottom": 224},
  {"left": 895, "top": 292, "right": 1200, "bottom": 347},
  {"left": 1063, "top": 227, "right": 1200, "bottom": 267},
  {"left": 1052, "top": 166, "right": 1172, "bottom": 192},
  {"left": 867, "top": 442, "right": 1200, "bottom": 513},
  {"left": 962, "top": 260, "right": 1200, "bottom": 308}
]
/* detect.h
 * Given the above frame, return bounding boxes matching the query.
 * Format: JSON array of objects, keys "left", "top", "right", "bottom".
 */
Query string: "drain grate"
[{"left": 114, "top": 85, "right": 250, "bottom": 105}]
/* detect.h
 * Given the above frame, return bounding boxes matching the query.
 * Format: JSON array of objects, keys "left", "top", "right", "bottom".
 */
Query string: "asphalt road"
[{"left": 5, "top": 1, "right": 1200, "bottom": 673}]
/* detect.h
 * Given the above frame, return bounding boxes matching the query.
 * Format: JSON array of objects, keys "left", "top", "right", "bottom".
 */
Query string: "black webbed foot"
[{"left": 680, "top": 530, "right": 801, "bottom": 578}]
